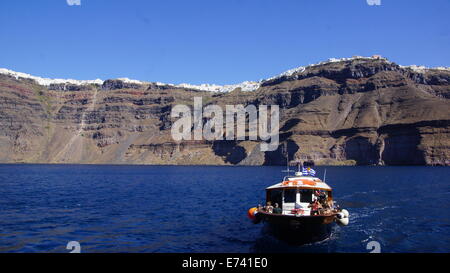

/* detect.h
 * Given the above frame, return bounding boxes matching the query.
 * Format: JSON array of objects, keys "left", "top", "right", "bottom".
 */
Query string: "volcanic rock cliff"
[{"left": 1, "top": 57, "right": 449, "bottom": 165}]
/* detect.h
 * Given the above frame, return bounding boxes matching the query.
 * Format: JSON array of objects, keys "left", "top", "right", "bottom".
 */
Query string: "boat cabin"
[{"left": 265, "top": 172, "right": 333, "bottom": 216}]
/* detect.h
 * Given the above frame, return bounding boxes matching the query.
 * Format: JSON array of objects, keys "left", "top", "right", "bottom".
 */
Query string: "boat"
[{"left": 247, "top": 162, "right": 349, "bottom": 244}]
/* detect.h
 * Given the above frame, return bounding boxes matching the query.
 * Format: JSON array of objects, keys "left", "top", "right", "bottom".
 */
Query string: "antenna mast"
[
  {"left": 282, "top": 142, "right": 293, "bottom": 176},
  {"left": 286, "top": 142, "right": 289, "bottom": 172}
]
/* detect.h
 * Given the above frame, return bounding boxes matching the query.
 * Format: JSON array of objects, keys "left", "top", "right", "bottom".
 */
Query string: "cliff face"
[{"left": 1, "top": 57, "right": 449, "bottom": 165}]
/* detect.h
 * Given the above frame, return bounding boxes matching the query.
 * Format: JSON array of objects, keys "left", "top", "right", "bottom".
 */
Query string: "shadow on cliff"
[
  {"left": 212, "top": 141, "right": 247, "bottom": 164},
  {"left": 379, "top": 125, "right": 426, "bottom": 165},
  {"left": 263, "top": 140, "right": 299, "bottom": 165},
  {"left": 344, "top": 136, "right": 379, "bottom": 165}
]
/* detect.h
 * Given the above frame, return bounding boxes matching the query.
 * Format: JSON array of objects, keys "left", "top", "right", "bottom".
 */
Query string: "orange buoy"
[{"left": 247, "top": 207, "right": 258, "bottom": 220}]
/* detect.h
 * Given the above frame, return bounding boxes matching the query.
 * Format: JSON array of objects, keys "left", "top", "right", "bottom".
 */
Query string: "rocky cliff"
[{"left": 1, "top": 57, "right": 449, "bottom": 165}]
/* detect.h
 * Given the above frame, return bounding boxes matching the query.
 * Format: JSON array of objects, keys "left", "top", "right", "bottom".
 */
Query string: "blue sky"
[{"left": 0, "top": 0, "right": 449, "bottom": 84}]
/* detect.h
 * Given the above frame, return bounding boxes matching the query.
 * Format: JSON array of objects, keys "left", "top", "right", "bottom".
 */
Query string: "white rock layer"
[{"left": 1, "top": 56, "right": 448, "bottom": 92}]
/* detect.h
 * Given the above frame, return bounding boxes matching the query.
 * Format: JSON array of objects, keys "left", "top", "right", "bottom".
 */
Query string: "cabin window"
[
  {"left": 284, "top": 189, "right": 296, "bottom": 203},
  {"left": 300, "top": 189, "right": 313, "bottom": 203},
  {"left": 269, "top": 190, "right": 283, "bottom": 208}
]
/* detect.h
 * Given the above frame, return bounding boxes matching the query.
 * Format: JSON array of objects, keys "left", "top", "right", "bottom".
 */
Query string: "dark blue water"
[{"left": 0, "top": 165, "right": 448, "bottom": 253}]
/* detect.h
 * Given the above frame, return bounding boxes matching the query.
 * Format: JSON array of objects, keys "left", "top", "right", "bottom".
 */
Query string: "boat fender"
[
  {"left": 341, "top": 209, "right": 349, "bottom": 218},
  {"left": 247, "top": 207, "right": 261, "bottom": 224},
  {"left": 337, "top": 217, "right": 349, "bottom": 226},
  {"left": 247, "top": 207, "right": 258, "bottom": 221},
  {"left": 336, "top": 209, "right": 349, "bottom": 226}
]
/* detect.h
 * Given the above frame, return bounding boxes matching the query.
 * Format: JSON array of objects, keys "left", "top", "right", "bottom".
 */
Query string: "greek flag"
[
  {"left": 302, "top": 169, "right": 309, "bottom": 176},
  {"left": 308, "top": 168, "right": 316, "bottom": 176}
]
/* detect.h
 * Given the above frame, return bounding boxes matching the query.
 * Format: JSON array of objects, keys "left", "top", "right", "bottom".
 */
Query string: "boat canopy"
[{"left": 266, "top": 175, "right": 332, "bottom": 191}]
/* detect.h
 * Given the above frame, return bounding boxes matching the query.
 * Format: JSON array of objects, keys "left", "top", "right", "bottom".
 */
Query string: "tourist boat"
[{"left": 247, "top": 163, "right": 349, "bottom": 244}]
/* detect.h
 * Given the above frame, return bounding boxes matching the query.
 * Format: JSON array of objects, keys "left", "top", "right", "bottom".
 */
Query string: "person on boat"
[
  {"left": 308, "top": 200, "right": 322, "bottom": 216},
  {"left": 315, "top": 190, "right": 326, "bottom": 202},
  {"left": 321, "top": 198, "right": 330, "bottom": 209},
  {"left": 327, "top": 199, "right": 334, "bottom": 209},
  {"left": 335, "top": 204, "right": 341, "bottom": 210},
  {"left": 265, "top": 202, "right": 273, "bottom": 213},
  {"left": 273, "top": 203, "right": 282, "bottom": 214},
  {"left": 257, "top": 204, "right": 264, "bottom": 211},
  {"left": 321, "top": 200, "right": 333, "bottom": 215}
]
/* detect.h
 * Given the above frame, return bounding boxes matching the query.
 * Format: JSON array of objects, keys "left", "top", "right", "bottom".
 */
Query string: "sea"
[{"left": 0, "top": 164, "right": 448, "bottom": 253}]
